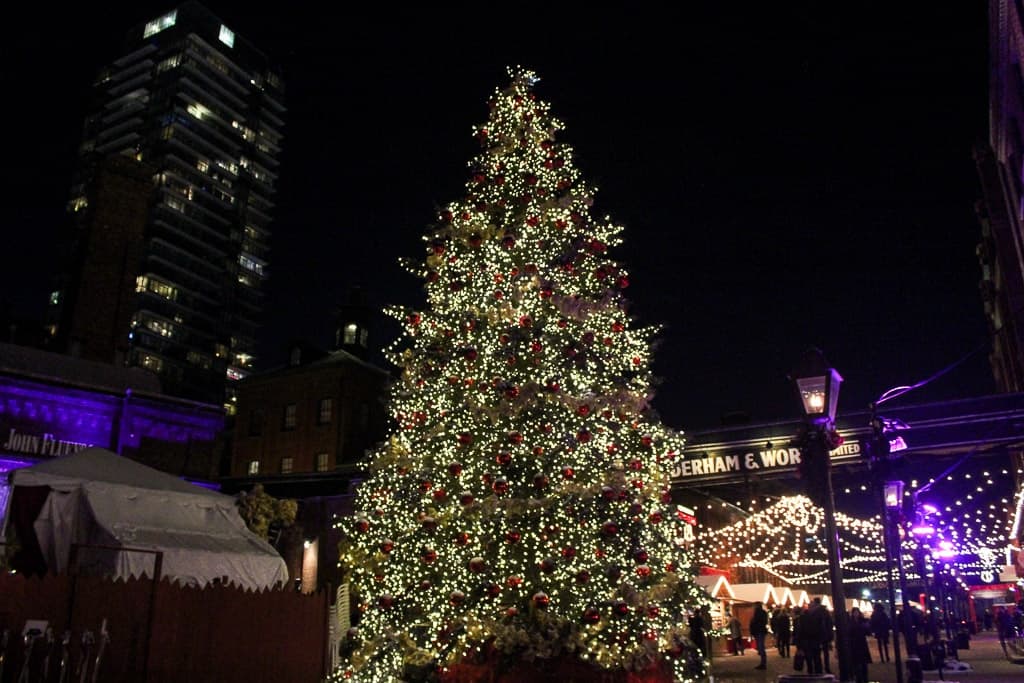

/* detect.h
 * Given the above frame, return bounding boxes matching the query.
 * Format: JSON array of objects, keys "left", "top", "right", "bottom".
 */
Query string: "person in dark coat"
[
  {"left": 849, "top": 607, "right": 873, "bottom": 683},
  {"left": 773, "top": 607, "right": 792, "bottom": 658},
  {"left": 870, "top": 604, "right": 892, "bottom": 662},
  {"left": 688, "top": 608, "right": 708, "bottom": 661},
  {"left": 802, "top": 598, "right": 829, "bottom": 674},
  {"left": 750, "top": 601, "right": 770, "bottom": 669}
]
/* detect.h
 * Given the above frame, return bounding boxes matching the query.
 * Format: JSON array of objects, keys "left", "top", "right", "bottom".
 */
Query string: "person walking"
[
  {"left": 688, "top": 608, "right": 708, "bottom": 661},
  {"left": 803, "top": 598, "right": 828, "bottom": 674},
  {"left": 728, "top": 611, "right": 744, "bottom": 656},
  {"left": 750, "top": 601, "right": 769, "bottom": 670},
  {"left": 870, "top": 603, "right": 892, "bottom": 663},
  {"left": 774, "top": 607, "right": 792, "bottom": 658},
  {"left": 997, "top": 606, "right": 1015, "bottom": 657},
  {"left": 849, "top": 607, "right": 873, "bottom": 683},
  {"left": 822, "top": 601, "right": 835, "bottom": 674}
]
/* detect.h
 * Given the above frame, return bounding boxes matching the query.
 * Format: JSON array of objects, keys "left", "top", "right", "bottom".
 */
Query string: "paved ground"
[{"left": 704, "top": 630, "right": 1024, "bottom": 683}]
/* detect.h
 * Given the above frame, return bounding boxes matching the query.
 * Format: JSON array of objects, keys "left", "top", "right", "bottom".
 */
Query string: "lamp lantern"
[
  {"left": 884, "top": 480, "right": 904, "bottom": 511},
  {"left": 792, "top": 347, "right": 844, "bottom": 423}
]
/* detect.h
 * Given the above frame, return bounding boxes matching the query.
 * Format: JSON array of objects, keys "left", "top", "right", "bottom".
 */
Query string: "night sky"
[{"left": 1, "top": 3, "right": 997, "bottom": 431}]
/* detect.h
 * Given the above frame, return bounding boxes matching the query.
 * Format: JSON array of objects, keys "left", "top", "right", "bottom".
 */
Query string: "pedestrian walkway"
[{"left": 704, "top": 630, "right": 1024, "bottom": 683}]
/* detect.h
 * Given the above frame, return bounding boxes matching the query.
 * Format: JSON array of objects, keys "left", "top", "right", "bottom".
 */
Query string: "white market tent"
[
  {"left": 696, "top": 574, "right": 735, "bottom": 601},
  {"left": 3, "top": 448, "right": 288, "bottom": 590},
  {"left": 776, "top": 586, "right": 796, "bottom": 607},
  {"left": 730, "top": 582, "right": 781, "bottom": 606}
]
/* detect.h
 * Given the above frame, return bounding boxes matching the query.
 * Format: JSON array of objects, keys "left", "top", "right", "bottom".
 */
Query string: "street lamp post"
[
  {"left": 883, "top": 480, "right": 906, "bottom": 683},
  {"left": 791, "top": 348, "right": 851, "bottom": 682}
]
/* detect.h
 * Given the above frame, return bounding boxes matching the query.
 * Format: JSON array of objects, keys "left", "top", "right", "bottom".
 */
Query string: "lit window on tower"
[
  {"left": 218, "top": 25, "right": 235, "bottom": 48},
  {"left": 143, "top": 10, "right": 177, "bottom": 38}
]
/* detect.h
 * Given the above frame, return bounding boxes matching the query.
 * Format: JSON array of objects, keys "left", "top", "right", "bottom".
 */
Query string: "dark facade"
[
  {"left": 46, "top": 2, "right": 284, "bottom": 412},
  {"left": 977, "top": 0, "right": 1024, "bottom": 394},
  {"left": 222, "top": 334, "right": 390, "bottom": 590},
  {"left": 975, "top": 0, "right": 1024, "bottom": 538}
]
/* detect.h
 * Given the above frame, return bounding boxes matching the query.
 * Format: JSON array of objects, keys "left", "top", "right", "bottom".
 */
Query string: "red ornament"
[
  {"left": 469, "top": 557, "right": 487, "bottom": 573},
  {"left": 505, "top": 606, "right": 519, "bottom": 617},
  {"left": 532, "top": 592, "right": 550, "bottom": 608},
  {"left": 485, "top": 583, "right": 501, "bottom": 598},
  {"left": 628, "top": 459, "right": 643, "bottom": 471},
  {"left": 449, "top": 590, "right": 466, "bottom": 605},
  {"left": 421, "top": 548, "right": 437, "bottom": 564},
  {"left": 459, "top": 492, "right": 475, "bottom": 506},
  {"left": 501, "top": 235, "right": 516, "bottom": 249},
  {"left": 380, "top": 540, "right": 395, "bottom": 554},
  {"left": 457, "top": 432, "right": 473, "bottom": 446},
  {"left": 419, "top": 479, "right": 432, "bottom": 492},
  {"left": 561, "top": 466, "right": 575, "bottom": 479},
  {"left": 421, "top": 517, "right": 438, "bottom": 532},
  {"left": 613, "top": 599, "right": 629, "bottom": 616},
  {"left": 496, "top": 451, "right": 512, "bottom": 466},
  {"left": 448, "top": 462, "right": 464, "bottom": 476},
  {"left": 519, "top": 315, "right": 532, "bottom": 327},
  {"left": 575, "top": 570, "right": 591, "bottom": 584},
  {"left": 454, "top": 532, "right": 471, "bottom": 545},
  {"left": 506, "top": 575, "right": 523, "bottom": 588},
  {"left": 561, "top": 546, "right": 577, "bottom": 559},
  {"left": 578, "top": 404, "right": 590, "bottom": 416},
  {"left": 617, "top": 276, "right": 630, "bottom": 289},
  {"left": 493, "top": 478, "right": 509, "bottom": 495},
  {"left": 533, "top": 473, "right": 550, "bottom": 489},
  {"left": 601, "top": 521, "right": 618, "bottom": 536},
  {"left": 640, "top": 435, "right": 653, "bottom": 447},
  {"left": 577, "top": 430, "right": 591, "bottom": 443},
  {"left": 419, "top": 579, "right": 432, "bottom": 590},
  {"left": 378, "top": 594, "right": 395, "bottom": 609},
  {"left": 354, "top": 518, "right": 370, "bottom": 533},
  {"left": 649, "top": 512, "right": 664, "bottom": 524},
  {"left": 540, "top": 557, "right": 557, "bottom": 573},
  {"left": 508, "top": 431, "right": 524, "bottom": 445},
  {"left": 432, "top": 488, "right": 447, "bottom": 501},
  {"left": 636, "top": 565, "right": 652, "bottom": 578},
  {"left": 505, "top": 530, "right": 522, "bottom": 544}
]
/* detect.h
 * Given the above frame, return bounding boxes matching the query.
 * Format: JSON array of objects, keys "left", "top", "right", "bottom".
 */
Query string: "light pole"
[
  {"left": 791, "top": 348, "right": 851, "bottom": 682},
  {"left": 883, "top": 480, "right": 906, "bottom": 683}
]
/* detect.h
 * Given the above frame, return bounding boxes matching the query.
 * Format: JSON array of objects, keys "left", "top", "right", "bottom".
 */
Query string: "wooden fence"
[{"left": 0, "top": 571, "right": 330, "bottom": 683}]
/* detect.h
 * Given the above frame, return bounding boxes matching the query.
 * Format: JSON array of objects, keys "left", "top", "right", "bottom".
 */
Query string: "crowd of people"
[{"left": 691, "top": 597, "right": 1023, "bottom": 679}]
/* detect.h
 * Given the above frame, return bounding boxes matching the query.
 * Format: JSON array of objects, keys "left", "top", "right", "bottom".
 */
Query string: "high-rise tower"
[{"left": 47, "top": 2, "right": 284, "bottom": 413}]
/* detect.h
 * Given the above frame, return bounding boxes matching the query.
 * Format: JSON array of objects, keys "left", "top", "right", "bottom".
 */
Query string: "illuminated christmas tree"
[{"left": 334, "top": 66, "right": 707, "bottom": 682}]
